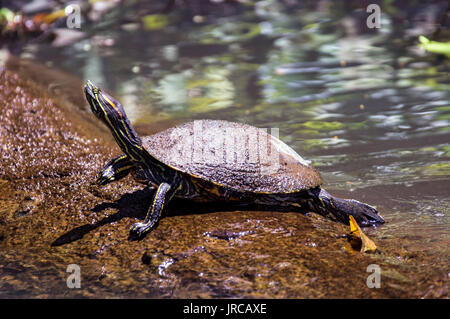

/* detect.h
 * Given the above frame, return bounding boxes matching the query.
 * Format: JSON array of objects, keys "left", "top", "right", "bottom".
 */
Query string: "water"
[{"left": 3, "top": 1, "right": 449, "bottom": 296}]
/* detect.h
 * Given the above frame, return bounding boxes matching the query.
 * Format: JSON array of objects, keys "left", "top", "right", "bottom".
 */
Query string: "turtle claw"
[{"left": 129, "top": 222, "right": 150, "bottom": 240}]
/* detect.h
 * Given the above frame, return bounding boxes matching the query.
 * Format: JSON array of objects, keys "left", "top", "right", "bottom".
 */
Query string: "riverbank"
[{"left": 0, "top": 67, "right": 447, "bottom": 298}]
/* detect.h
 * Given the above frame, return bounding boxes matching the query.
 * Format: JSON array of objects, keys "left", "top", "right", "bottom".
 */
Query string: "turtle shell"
[{"left": 142, "top": 120, "right": 322, "bottom": 193}]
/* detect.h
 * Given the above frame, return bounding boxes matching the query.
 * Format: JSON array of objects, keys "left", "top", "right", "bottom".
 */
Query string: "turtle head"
[
  {"left": 84, "top": 80, "right": 142, "bottom": 150},
  {"left": 84, "top": 80, "right": 125, "bottom": 122}
]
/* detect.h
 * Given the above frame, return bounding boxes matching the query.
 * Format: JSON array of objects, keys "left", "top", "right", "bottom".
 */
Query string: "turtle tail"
[{"left": 311, "top": 188, "right": 385, "bottom": 227}]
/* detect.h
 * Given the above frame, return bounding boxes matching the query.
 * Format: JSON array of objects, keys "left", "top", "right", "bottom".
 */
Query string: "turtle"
[{"left": 84, "top": 81, "right": 384, "bottom": 239}]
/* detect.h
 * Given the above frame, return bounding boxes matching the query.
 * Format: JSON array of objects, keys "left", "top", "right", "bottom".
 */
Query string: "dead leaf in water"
[{"left": 346, "top": 215, "right": 377, "bottom": 254}]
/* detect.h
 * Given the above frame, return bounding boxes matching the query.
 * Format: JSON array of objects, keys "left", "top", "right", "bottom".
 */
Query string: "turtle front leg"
[
  {"left": 97, "top": 154, "right": 134, "bottom": 185},
  {"left": 129, "top": 182, "right": 174, "bottom": 239}
]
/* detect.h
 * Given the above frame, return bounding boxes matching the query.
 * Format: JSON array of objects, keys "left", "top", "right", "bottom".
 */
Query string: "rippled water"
[{"left": 14, "top": 2, "right": 450, "bottom": 260}]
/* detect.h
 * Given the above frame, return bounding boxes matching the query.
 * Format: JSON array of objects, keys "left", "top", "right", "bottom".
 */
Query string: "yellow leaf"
[{"left": 348, "top": 215, "right": 377, "bottom": 253}]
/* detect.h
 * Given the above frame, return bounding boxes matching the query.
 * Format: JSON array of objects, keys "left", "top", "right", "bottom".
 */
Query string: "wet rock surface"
[{"left": 0, "top": 69, "right": 448, "bottom": 298}]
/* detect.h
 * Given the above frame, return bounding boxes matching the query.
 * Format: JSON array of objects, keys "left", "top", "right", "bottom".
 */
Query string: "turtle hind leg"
[
  {"left": 312, "top": 188, "right": 384, "bottom": 227},
  {"left": 129, "top": 182, "right": 175, "bottom": 240},
  {"left": 97, "top": 154, "right": 134, "bottom": 185}
]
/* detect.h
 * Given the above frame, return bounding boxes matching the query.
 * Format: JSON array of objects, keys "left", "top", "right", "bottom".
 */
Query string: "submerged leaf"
[{"left": 347, "top": 215, "right": 377, "bottom": 253}]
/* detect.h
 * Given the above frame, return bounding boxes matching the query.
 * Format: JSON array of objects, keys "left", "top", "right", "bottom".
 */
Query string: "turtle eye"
[{"left": 91, "top": 85, "right": 100, "bottom": 94}]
